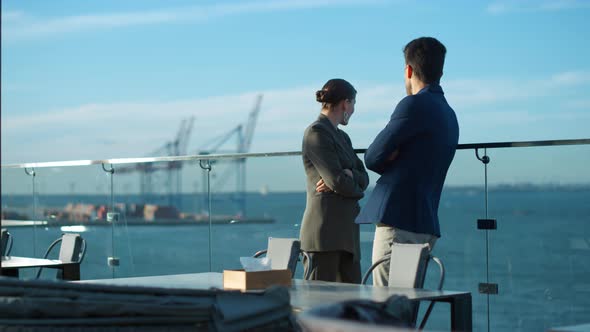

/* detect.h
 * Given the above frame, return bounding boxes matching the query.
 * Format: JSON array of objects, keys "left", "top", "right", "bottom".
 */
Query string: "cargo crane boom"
[
  {"left": 114, "top": 94, "right": 262, "bottom": 217},
  {"left": 116, "top": 116, "right": 194, "bottom": 206},
  {"left": 195, "top": 95, "right": 263, "bottom": 216}
]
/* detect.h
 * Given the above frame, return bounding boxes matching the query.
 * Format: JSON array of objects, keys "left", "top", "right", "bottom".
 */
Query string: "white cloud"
[
  {"left": 444, "top": 71, "right": 590, "bottom": 108},
  {"left": 2, "top": 70, "right": 589, "bottom": 164},
  {"left": 460, "top": 109, "right": 590, "bottom": 127},
  {"left": 487, "top": 0, "right": 590, "bottom": 14},
  {"left": 565, "top": 99, "right": 590, "bottom": 109},
  {"left": 538, "top": 0, "right": 590, "bottom": 10},
  {"left": 2, "top": 0, "right": 391, "bottom": 41},
  {"left": 1, "top": 11, "right": 24, "bottom": 21},
  {"left": 0, "top": 81, "right": 398, "bottom": 163},
  {"left": 549, "top": 71, "right": 590, "bottom": 85}
]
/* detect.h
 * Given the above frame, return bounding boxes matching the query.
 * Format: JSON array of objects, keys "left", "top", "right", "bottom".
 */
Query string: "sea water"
[{"left": 2, "top": 188, "right": 589, "bottom": 331}]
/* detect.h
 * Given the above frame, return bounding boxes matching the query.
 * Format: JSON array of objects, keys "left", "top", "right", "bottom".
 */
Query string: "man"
[{"left": 356, "top": 37, "right": 459, "bottom": 286}]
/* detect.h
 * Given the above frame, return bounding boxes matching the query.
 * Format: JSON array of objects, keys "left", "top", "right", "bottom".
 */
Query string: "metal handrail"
[{"left": 2, "top": 138, "right": 589, "bottom": 169}]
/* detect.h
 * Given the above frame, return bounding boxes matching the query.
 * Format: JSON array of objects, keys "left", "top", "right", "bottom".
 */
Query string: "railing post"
[
  {"left": 199, "top": 159, "right": 213, "bottom": 272},
  {"left": 475, "top": 148, "right": 498, "bottom": 332},
  {"left": 102, "top": 163, "right": 119, "bottom": 278},
  {"left": 24, "top": 168, "right": 37, "bottom": 256}
]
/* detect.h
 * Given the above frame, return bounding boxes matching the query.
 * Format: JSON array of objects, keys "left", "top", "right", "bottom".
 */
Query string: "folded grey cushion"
[{"left": 0, "top": 277, "right": 294, "bottom": 331}]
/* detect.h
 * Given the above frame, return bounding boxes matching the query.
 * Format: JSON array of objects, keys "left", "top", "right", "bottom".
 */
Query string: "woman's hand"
[{"left": 316, "top": 178, "right": 333, "bottom": 193}]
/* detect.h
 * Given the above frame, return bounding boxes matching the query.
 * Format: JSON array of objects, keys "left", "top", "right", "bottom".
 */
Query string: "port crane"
[
  {"left": 195, "top": 94, "right": 263, "bottom": 215},
  {"left": 116, "top": 95, "right": 262, "bottom": 215},
  {"left": 116, "top": 116, "right": 195, "bottom": 207}
]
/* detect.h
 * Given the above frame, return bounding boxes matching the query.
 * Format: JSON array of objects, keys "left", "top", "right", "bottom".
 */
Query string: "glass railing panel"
[
  {"left": 207, "top": 155, "right": 307, "bottom": 276},
  {"left": 204, "top": 154, "right": 380, "bottom": 279},
  {"left": 203, "top": 154, "right": 400, "bottom": 280},
  {"left": 111, "top": 160, "right": 211, "bottom": 277},
  {"left": 1, "top": 168, "right": 37, "bottom": 262},
  {"left": 0, "top": 166, "right": 115, "bottom": 279},
  {"left": 205, "top": 148, "right": 491, "bottom": 324},
  {"left": 486, "top": 145, "right": 590, "bottom": 331},
  {"left": 34, "top": 165, "right": 114, "bottom": 280},
  {"left": 410, "top": 148, "right": 489, "bottom": 330}
]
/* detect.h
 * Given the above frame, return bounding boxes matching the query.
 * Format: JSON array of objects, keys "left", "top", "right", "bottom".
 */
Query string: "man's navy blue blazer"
[{"left": 355, "top": 83, "right": 459, "bottom": 237}]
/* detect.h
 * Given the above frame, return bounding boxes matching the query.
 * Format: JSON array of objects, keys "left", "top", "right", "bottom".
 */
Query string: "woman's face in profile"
[{"left": 341, "top": 98, "right": 355, "bottom": 126}]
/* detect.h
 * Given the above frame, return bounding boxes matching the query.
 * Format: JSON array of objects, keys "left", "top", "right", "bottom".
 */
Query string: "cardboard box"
[{"left": 223, "top": 269, "right": 292, "bottom": 291}]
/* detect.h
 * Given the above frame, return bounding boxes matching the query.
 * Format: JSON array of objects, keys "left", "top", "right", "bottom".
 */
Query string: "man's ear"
[{"left": 406, "top": 65, "right": 413, "bottom": 79}]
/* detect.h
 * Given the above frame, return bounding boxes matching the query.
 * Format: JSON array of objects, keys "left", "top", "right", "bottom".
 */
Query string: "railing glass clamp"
[
  {"left": 107, "top": 212, "right": 119, "bottom": 223},
  {"left": 477, "top": 218, "right": 497, "bottom": 230},
  {"left": 108, "top": 257, "right": 120, "bottom": 267},
  {"left": 479, "top": 282, "right": 499, "bottom": 294}
]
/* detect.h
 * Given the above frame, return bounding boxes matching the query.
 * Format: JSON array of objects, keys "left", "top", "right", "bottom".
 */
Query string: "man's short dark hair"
[{"left": 403, "top": 37, "right": 446, "bottom": 84}]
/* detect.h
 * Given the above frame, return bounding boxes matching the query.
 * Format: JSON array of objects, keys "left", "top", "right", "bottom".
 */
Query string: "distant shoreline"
[
  {"left": 2, "top": 217, "right": 275, "bottom": 227},
  {"left": 2, "top": 183, "right": 590, "bottom": 197}
]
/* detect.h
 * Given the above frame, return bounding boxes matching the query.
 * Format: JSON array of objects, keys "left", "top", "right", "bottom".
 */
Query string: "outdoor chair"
[
  {"left": 253, "top": 237, "right": 312, "bottom": 279},
  {"left": 36, "top": 233, "right": 86, "bottom": 279},
  {"left": 1, "top": 229, "right": 12, "bottom": 257},
  {"left": 361, "top": 243, "right": 445, "bottom": 330}
]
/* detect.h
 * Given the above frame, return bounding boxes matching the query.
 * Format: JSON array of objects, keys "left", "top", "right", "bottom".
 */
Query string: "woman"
[{"left": 300, "top": 78, "right": 369, "bottom": 283}]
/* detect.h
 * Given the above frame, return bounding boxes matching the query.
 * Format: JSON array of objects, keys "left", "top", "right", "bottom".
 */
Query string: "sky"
[{"left": 2, "top": 0, "right": 590, "bottom": 193}]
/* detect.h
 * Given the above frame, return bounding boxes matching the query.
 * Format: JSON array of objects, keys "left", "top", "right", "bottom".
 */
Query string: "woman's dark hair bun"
[
  {"left": 316, "top": 89, "right": 329, "bottom": 103},
  {"left": 316, "top": 79, "right": 356, "bottom": 106}
]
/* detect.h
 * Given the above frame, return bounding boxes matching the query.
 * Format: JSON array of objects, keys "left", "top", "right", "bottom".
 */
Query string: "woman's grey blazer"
[{"left": 299, "top": 114, "right": 369, "bottom": 259}]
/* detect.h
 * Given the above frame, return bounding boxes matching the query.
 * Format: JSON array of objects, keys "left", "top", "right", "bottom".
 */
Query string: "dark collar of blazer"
[
  {"left": 317, "top": 113, "right": 337, "bottom": 134},
  {"left": 417, "top": 83, "right": 444, "bottom": 95},
  {"left": 316, "top": 114, "right": 356, "bottom": 161}
]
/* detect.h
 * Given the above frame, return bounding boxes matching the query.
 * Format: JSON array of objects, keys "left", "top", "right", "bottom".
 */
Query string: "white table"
[{"left": 1, "top": 256, "right": 80, "bottom": 280}]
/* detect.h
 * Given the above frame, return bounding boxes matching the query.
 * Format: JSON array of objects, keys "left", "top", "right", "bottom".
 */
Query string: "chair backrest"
[
  {"left": 266, "top": 237, "right": 301, "bottom": 277},
  {"left": 36, "top": 233, "right": 86, "bottom": 279},
  {"left": 1, "top": 229, "right": 12, "bottom": 256},
  {"left": 58, "top": 233, "right": 85, "bottom": 263},
  {"left": 388, "top": 243, "right": 446, "bottom": 329},
  {"left": 388, "top": 243, "right": 430, "bottom": 288}
]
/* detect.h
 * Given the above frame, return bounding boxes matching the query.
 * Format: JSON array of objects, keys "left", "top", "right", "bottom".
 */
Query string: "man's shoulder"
[
  {"left": 392, "top": 94, "right": 423, "bottom": 117},
  {"left": 406, "top": 89, "right": 439, "bottom": 107},
  {"left": 395, "top": 88, "right": 451, "bottom": 114},
  {"left": 397, "top": 94, "right": 419, "bottom": 108}
]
